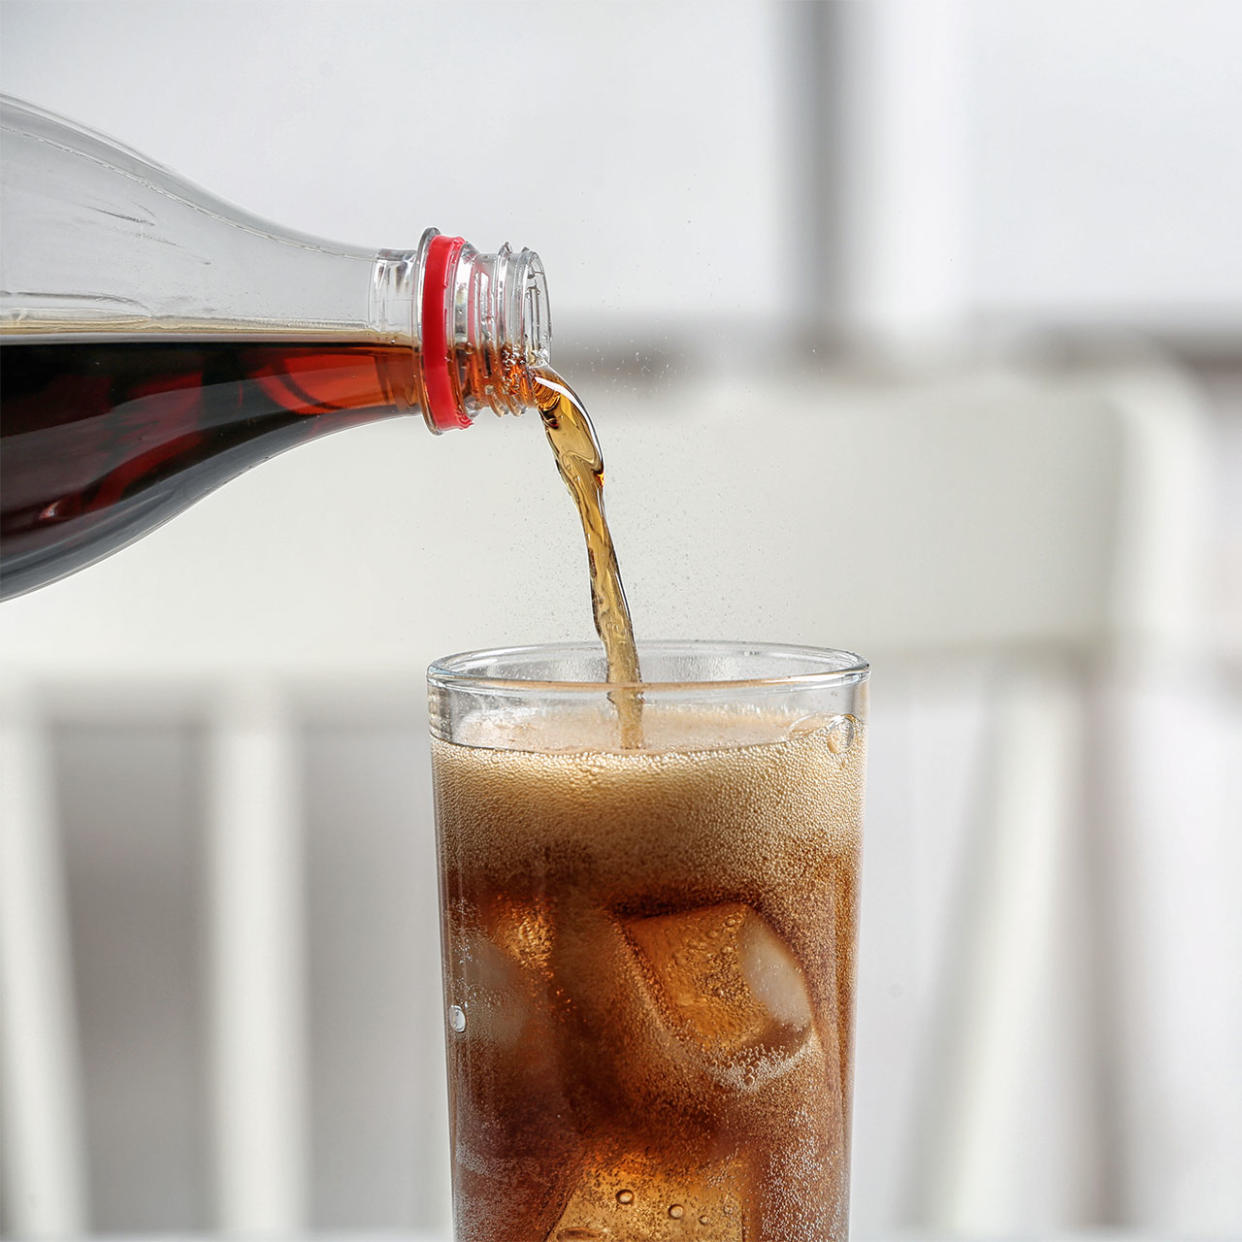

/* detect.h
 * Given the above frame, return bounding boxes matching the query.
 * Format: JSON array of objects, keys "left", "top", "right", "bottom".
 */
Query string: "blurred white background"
[{"left": 2, "top": 1, "right": 1241, "bottom": 1238}]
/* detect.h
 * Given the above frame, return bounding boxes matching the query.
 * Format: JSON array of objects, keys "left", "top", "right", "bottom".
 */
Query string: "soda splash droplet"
[
  {"left": 699, "top": 1215, "right": 710, "bottom": 1226},
  {"left": 448, "top": 1004, "right": 466, "bottom": 1033},
  {"left": 616, "top": 1189, "right": 634, "bottom": 1206},
  {"left": 668, "top": 1204, "right": 685, "bottom": 1219}
]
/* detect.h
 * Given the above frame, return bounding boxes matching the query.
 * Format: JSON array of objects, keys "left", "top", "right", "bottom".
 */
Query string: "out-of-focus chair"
[{"left": 0, "top": 348, "right": 1223, "bottom": 1234}]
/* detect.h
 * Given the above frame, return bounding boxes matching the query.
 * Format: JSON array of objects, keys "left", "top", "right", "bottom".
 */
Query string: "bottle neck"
[{"left": 371, "top": 229, "right": 550, "bottom": 433}]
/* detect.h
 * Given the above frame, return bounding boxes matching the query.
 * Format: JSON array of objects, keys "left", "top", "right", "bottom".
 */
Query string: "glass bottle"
[{"left": 0, "top": 95, "right": 550, "bottom": 600}]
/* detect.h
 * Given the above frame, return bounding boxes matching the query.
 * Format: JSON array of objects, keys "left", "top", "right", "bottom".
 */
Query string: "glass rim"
[{"left": 427, "top": 640, "right": 869, "bottom": 696}]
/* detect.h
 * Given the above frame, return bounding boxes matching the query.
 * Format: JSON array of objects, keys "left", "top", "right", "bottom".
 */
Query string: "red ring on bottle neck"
[{"left": 422, "top": 234, "right": 471, "bottom": 431}]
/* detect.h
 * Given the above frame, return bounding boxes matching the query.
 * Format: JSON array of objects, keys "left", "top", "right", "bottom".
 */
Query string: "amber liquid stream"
[{"left": 532, "top": 368, "right": 643, "bottom": 747}]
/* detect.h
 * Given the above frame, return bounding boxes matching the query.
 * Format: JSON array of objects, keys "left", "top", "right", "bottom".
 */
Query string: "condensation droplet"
[
  {"left": 698, "top": 1214, "right": 710, "bottom": 1226},
  {"left": 826, "top": 714, "right": 857, "bottom": 754},
  {"left": 616, "top": 1189, "right": 634, "bottom": 1205},
  {"left": 668, "top": 1204, "right": 685, "bottom": 1219},
  {"left": 448, "top": 1004, "right": 466, "bottom": 1033}
]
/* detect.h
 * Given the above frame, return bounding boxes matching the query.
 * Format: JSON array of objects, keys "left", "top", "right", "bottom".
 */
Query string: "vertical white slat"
[
  {"left": 0, "top": 686, "right": 88, "bottom": 1234},
  {"left": 919, "top": 661, "right": 1087, "bottom": 1227},
  {"left": 205, "top": 682, "right": 306, "bottom": 1232},
  {"left": 1101, "top": 666, "right": 1242, "bottom": 1229}
]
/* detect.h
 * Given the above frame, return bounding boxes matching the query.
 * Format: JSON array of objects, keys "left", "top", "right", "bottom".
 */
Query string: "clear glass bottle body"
[{"left": 0, "top": 95, "right": 550, "bottom": 599}]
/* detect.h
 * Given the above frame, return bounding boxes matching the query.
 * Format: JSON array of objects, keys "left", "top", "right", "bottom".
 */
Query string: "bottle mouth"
[
  {"left": 512, "top": 247, "right": 550, "bottom": 371},
  {"left": 418, "top": 229, "right": 552, "bottom": 432}
]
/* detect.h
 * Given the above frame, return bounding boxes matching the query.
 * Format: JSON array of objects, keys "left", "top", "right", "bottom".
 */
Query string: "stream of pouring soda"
[{"left": 532, "top": 369, "right": 643, "bottom": 748}]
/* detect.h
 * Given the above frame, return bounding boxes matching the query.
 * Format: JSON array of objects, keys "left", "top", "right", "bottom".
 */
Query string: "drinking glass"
[{"left": 428, "top": 641, "right": 869, "bottom": 1241}]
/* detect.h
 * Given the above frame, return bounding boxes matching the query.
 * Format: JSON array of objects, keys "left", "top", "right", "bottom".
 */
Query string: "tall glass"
[{"left": 427, "top": 642, "right": 869, "bottom": 1242}]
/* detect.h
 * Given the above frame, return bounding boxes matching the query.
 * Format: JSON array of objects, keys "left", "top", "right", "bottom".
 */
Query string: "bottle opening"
[
  {"left": 512, "top": 248, "right": 551, "bottom": 372},
  {"left": 415, "top": 229, "right": 552, "bottom": 432}
]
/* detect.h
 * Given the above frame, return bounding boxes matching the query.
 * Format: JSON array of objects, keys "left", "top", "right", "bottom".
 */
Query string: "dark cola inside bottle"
[{"left": 0, "top": 95, "right": 549, "bottom": 599}]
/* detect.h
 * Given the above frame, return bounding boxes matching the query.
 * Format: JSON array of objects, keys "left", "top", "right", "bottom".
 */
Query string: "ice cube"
[
  {"left": 624, "top": 903, "right": 814, "bottom": 1078},
  {"left": 452, "top": 896, "right": 553, "bottom": 1048},
  {"left": 737, "top": 913, "right": 814, "bottom": 1030},
  {"left": 452, "top": 924, "right": 529, "bottom": 1047},
  {"left": 544, "top": 1156, "right": 746, "bottom": 1242}
]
